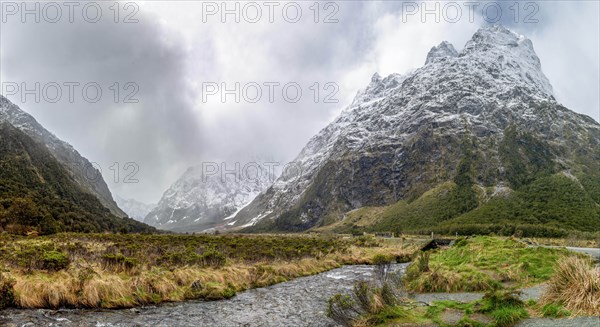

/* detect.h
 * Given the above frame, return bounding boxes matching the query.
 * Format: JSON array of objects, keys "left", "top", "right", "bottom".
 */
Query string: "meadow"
[{"left": 0, "top": 232, "right": 420, "bottom": 309}]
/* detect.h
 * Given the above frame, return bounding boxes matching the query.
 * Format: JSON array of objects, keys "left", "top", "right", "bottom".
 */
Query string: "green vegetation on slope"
[
  {"left": 372, "top": 182, "right": 463, "bottom": 232},
  {"left": 325, "top": 172, "right": 599, "bottom": 238},
  {"left": 286, "top": 123, "right": 600, "bottom": 237},
  {"left": 499, "top": 125, "right": 556, "bottom": 190},
  {"left": 437, "top": 173, "right": 600, "bottom": 235},
  {"left": 368, "top": 127, "right": 599, "bottom": 237},
  {"left": 0, "top": 122, "right": 155, "bottom": 235}
]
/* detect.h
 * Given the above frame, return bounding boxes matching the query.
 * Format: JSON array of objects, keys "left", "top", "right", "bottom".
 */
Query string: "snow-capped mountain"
[
  {"left": 144, "top": 164, "right": 273, "bottom": 232},
  {"left": 231, "top": 25, "right": 600, "bottom": 231},
  {"left": 0, "top": 95, "right": 127, "bottom": 218},
  {"left": 114, "top": 195, "right": 156, "bottom": 222}
]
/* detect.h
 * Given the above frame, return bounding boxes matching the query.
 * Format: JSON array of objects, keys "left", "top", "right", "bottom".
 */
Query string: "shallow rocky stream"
[
  {"left": 2, "top": 261, "right": 599, "bottom": 327},
  {"left": 0, "top": 264, "right": 408, "bottom": 327}
]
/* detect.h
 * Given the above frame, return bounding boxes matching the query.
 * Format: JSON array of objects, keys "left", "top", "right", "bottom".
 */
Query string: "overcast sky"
[{"left": 1, "top": 1, "right": 599, "bottom": 204}]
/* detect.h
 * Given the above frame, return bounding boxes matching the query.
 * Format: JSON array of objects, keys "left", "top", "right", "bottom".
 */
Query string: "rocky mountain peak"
[
  {"left": 465, "top": 25, "right": 525, "bottom": 49},
  {"left": 425, "top": 41, "right": 458, "bottom": 65},
  {"left": 228, "top": 25, "right": 599, "bottom": 233},
  {"left": 350, "top": 72, "right": 407, "bottom": 108},
  {"left": 460, "top": 25, "right": 552, "bottom": 96},
  {"left": 371, "top": 72, "right": 382, "bottom": 82}
]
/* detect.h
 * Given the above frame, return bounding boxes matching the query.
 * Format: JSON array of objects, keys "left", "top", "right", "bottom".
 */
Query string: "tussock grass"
[
  {"left": 0, "top": 232, "right": 418, "bottom": 309},
  {"left": 540, "top": 256, "right": 600, "bottom": 316}
]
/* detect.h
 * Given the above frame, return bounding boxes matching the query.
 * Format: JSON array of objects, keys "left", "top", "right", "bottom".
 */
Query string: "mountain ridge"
[
  {"left": 0, "top": 95, "right": 127, "bottom": 218},
  {"left": 230, "top": 25, "right": 600, "bottom": 234},
  {"left": 0, "top": 121, "right": 155, "bottom": 234}
]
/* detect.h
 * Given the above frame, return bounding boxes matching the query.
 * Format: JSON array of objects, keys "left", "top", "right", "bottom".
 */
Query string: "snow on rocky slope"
[
  {"left": 144, "top": 164, "right": 273, "bottom": 232},
  {"left": 230, "top": 25, "right": 600, "bottom": 231},
  {"left": 114, "top": 195, "right": 156, "bottom": 222}
]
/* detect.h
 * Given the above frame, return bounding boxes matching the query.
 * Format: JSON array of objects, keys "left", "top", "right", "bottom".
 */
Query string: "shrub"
[
  {"left": 372, "top": 254, "right": 393, "bottom": 283},
  {"left": 0, "top": 273, "right": 15, "bottom": 309},
  {"left": 42, "top": 250, "right": 70, "bottom": 271},
  {"left": 404, "top": 251, "right": 430, "bottom": 282},
  {"left": 354, "top": 235, "right": 380, "bottom": 247},
  {"left": 416, "top": 252, "right": 430, "bottom": 273},
  {"left": 379, "top": 274, "right": 405, "bottom": 307},
  {"left": 327, "top": 294, "right": 360, "bottom": 326},
  {"left": 326, "top": 270, "right": 407, "bottom": 326},
  {"left": 101, "top": 253, "right": 139, "bottom": 272},
  {"left": 353, "top": 281, "right": 374, "bottom": 313},
  {"left": 454, "top": 237, "right": 468, "bottom": 247},
  {"left": 201, "top": 248, "right": 226, "bottom": 267}
]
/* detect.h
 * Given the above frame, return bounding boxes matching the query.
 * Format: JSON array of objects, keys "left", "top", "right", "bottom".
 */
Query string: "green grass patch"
[
  {"left": 489, "top": 306, "right": 528, "bottom": 327},
  {"left": 420, "top": 292, "right": 529, "bottom": 327},
  {"left": 541, "top": 303, "right": 571, "bottom": 318},
  {"left": 404, "top": 236, "right": 573, "bottom": 292}
]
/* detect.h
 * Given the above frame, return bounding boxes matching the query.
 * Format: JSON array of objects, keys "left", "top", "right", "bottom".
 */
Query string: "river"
[
  {"left": 2, "top": 245, "right": 599, "bottom": 327},
  {"left": 0, "top": 264, "right": 408, "bottom": 327}
]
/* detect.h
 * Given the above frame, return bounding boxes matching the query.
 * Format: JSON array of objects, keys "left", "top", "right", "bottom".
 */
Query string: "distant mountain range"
[
  {"left": 144, "top": 164, "right": 272, "bottom": 232},
  {"left": 114, "top": 195, "right": 156, "bottom": 222}
]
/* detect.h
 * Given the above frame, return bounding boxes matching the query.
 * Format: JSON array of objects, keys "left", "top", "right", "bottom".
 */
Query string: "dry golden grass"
[
  {"left": 81, "top": 276, "right": 131, "bottom": 307},
  {"left": 540, "top": 256, "right": 600, "bottom": 316},
  {"left": 13, "top": 272, "right": 79, "bottom": 308},
  {"left": 6, "top": 237, "right": 417, "bottom": 309}
]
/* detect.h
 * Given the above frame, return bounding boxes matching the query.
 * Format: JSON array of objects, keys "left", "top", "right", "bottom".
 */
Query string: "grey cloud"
[
  {"left": 1, "top": 3, "right": 203, "bottom": 203},
  {"left": 1, "top": 1, "right": 597, "bottom": 204}
]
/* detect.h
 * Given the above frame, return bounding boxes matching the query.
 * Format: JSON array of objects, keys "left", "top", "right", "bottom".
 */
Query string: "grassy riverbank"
[
  {"left": 327, "top": 236, "right": 599, "bottom": 326},
  {"left": 0, "top": 233, "right": 421, "bottom": 309},
  {"left": 403, "top": 236, "right": 577, "bottom": 292}
]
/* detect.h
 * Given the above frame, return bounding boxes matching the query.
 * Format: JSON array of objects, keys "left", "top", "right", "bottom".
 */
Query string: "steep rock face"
[
  {"left": 144, "top": 164, "right": 273, "bottom": 232},
  {"left": 0, "top": 96, "right": 127, "bottom": 217},
  {"left": 233, "top": 25, "right": 600, "bottom": 232}
]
